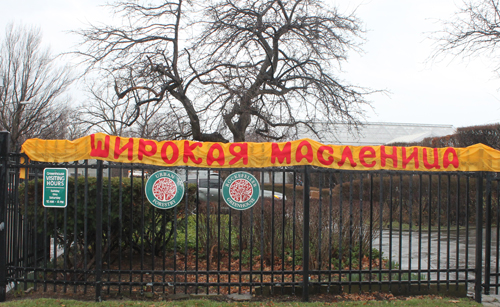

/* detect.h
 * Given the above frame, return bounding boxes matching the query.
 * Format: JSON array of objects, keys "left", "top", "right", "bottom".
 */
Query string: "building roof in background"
[{"left": 296, "top": 122, "right": 455, "bottom": 146}]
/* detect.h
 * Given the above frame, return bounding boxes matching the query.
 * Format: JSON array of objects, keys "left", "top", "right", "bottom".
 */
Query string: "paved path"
[{"left": 482, "top": 295, "right": 500, "bottom": 306}]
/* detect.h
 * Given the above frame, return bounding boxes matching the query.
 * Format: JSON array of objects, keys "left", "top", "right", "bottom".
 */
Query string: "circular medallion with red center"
[
  {"left": 222, "top": 172, "right": 260, "bottom": 210},
  {"left": 152, "top": 178, "right": 177, "bottom": 201},
  {"left": 145, "top": 170, "right": 184, "bottom": 209}
]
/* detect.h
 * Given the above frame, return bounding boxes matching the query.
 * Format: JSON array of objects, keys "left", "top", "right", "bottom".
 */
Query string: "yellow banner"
[{"left": 20, "top": 132, "right": 500, "bottom": 172}]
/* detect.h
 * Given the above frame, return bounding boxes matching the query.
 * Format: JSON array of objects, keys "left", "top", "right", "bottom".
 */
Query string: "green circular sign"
[
  {"left": 145, "top": 170, "right": 185, "bottom": 209},
  {"left": 222, "top": 172, "right": 261, "bottom": 210}
]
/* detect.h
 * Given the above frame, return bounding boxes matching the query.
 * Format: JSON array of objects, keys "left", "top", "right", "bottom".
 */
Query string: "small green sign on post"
[{"left": 43, "top": 168, "right": 68, "bottom": 208}]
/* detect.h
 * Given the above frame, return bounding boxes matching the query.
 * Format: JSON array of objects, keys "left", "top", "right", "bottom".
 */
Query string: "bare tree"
[
  {"left": 79, "top": 78, "right": 188, "bottom": 140},
  {"left": 433, "top": 0, "right": 500, "bottom": 71},
  {"left": 0, "top": 23, "right": 73, "bottom": 151},
  {"left": 65, "top": 111, "right": 87, "bottom": 141},
  {"left": 78, "top": 81, "right": 135, "bottom": 136},
  {"left": 78, "top": 0, "right": 371, "bottom": 142},
  {"left": 130, "top": 105, "right": 191, "bottom": 140}
]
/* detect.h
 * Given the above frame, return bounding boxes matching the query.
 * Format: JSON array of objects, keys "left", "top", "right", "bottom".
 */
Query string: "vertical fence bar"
[
  {"left": 398, "top": 174, "right": 403, "bottom": 292},
  {"left": 259, "top": 171, "right": 264, "bottom": 292},
  {"left": 292, "top": 171, "right": 297, "bottom": 294},
  {"left": 418, "top": 174, "right": 422, "bottom": 291},
  {"left": 389, "top": 174, "right": 393, "bottom": 291},
  {"left": 95, "top": 160, "right": 104, "bottom": 302},
  {"left": 140, "top": 172, "right": 145, "bottom": 294},
  {"left": 194, "top": 170, "right": 200, "bottom": 294},
  {"left": 13, "top": 156, "right": 19, "bottom": 291},
  {"left": 271, "top": 171, "right": 275, "bottom": 294},
  {"left": 0, "top": 131, "right": 10, "bottom": 302},
  {"left": 318, "top": 172, "right": 323, "bottom": 287},
  {"left": 455, "top": 175, "right": 461, "bottom": 291},
  {"left": 339, "top": 173, "right": 344, "bottom": 287},
  {"left": 348, "top": 173, "right": 353, "bottom": 292},
  {"left": 408, "top": 174, "right": 413, "bottom": 290},
  {"left": 83, "top": 161, "right": 89, "bottom": 294},
  {"left": 378, "top": 173, "right": 383, "bottom": 292},
  {"left": 327, "top": 172, "right": 333, "bottom": 292},
  {"left": 33, "top": 166, "right": 40, "bottom": 292},
  {"left": 368, "top": 173, "right": 373, "bottom": 292},
  {"left": 62, "top": 169, "right": 69, "bottom": 293},
  {"left": 358, "top": 173, "right": 363, "bottom": 289},
  {"left": 281, "top": 171, "right": 286, "bottom": 293},
  {"left": 446, "top": 174, "right": 451, "bottom": 291},
  {"left": 437, "top": 174, "right": 442, "bottom": 291},
  {"left": 106, "top": 165, "right": 112, "bottom": 294},
  {"left": 485, "top": 173, "right": 492, "bottom": 295},
  {"left": 185, "top": 171, "right": 190, "bottom": 295},
  {"left": 302, "top": 166, "right": 310, "bottom": 302},
  {"left": 24, "top": 157, "right": 29, "bottom": 291},
  {"left": 466, "top": 176, "right": 470, "bottom": 286},
  {"left": 73, "top": 164, "right": 79, "bottom": 293},
  {"left": 496, "top": 180, "right": 500, "bottom": 294},
  {"left": 427, "top": 175, "right": 432, "bottom": 289},
  {"left": 475, "top": 172, "right": 484, "bottom": 303}
]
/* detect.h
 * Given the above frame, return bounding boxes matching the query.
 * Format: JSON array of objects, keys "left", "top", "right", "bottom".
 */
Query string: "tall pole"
[{"left": 0, "top": 131, "right": 11, "bottom": 302}]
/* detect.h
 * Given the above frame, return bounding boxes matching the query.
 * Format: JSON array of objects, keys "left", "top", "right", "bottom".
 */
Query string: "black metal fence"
[{"left": 0, "top": 136, "right": 498, "bottom": 303}]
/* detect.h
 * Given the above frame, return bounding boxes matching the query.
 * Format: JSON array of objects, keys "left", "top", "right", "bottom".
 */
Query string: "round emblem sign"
[
  {"left": 145, "top": 170, "right": 185, "bottom": 209},
  {"left": 222, "top": 172, "right": 260, "bottom": 210}
]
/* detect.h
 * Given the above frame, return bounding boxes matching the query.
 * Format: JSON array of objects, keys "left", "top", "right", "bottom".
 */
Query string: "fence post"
[
  {"left": 95, "top": 160, "right": 103, "bottom": 302},
  {"left": 302, "top": 165, "right": 310, "bottom": 302},
  {"left": 475, "top": 172, "right": 484, "bottom": 303},
  {"left": 484, "top": 173, "right": 492, "bottom": 295},
  {"left": 0, "top": 132, "right": 10, "bottom": 302}
]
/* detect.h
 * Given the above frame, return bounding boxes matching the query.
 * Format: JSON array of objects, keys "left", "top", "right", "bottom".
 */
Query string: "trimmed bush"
[{"left": 19, "top": 177, "right": 197, "bottom": 273}]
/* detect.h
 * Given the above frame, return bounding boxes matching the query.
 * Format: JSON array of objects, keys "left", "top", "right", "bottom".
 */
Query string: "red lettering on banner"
[
  {"left": 359, "top": 147, "right": 376, "bottom": 168},
  {"left": 402, "top": 147, "right": 419, "bottom": 169},
  {"left": 381, "top": 146, "right": 398, "bottom": 168},
  {"left": 296, "top": 140, "right": 313, "bottom": 163},
  {"left": 271, "top": 142, "right": 291, "bottom": 164},
  {"left": 84, "top": 134, "right": 468, "bottom": 172},
  {"left": 423, "top": 148, "right": 441, "bottom": 169},
  {"left": 338, "top": 147, "right": 357, "bottom": 167},
  {"left": 183, "top": 141, "right": 202, "bottom": 164},
  {"left": 90, "top": 134, "right": 110, "bottom": 158},
  {"left": 443, "top": 147, "right": 459, "bottom": 169},
  {"left": 161, "top": 141, "right": 179, "bottom": 164},
  {"left": 317, "top": 146, "right": 334, "bottom": 166},
  {"left": 138, "top": 139, "right": 157, "bottom": 161},
  {"left": 114, "top": 137, "right": 134, "bottom": 161},
  {"left": 207, "top": 144, "right": 225, "bottom": 166},
  {"left": 229, "top": 143, "right": 248, "bottom": 165}
]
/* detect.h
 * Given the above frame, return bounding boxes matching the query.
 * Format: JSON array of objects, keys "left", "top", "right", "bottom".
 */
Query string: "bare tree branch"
[
  {"left": 433, "top": 0, "right": 500, "bottom": 72},
  {"left": 0, "top": 23, "right": 74, "bottom": 151},
  {"left": 77, "top": 0, "right": 373, "bottom": 142}
]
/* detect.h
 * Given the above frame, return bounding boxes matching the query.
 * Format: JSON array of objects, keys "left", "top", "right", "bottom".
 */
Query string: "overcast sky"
[{"left": 1, "top": 0, "right": 499, "bottom": 129}]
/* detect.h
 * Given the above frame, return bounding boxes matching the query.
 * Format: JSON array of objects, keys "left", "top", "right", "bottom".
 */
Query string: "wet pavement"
[
  {"left": 372, "top": 228, "right": 481, "bottom": 281},
  {"left": 483, "top": 294, "right": 500, "bottom": 306},
  {"left": 372, "top": 227, "right": 500, "bottom": 305}
]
